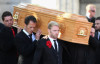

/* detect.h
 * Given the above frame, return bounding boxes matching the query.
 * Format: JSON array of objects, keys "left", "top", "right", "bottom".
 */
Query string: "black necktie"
[
  {"left": 54, "top": 40, "right": 61, "bottom": 64},
  {"left": 29, "top": 34, "right": 32, "bottom": 42},
  {"left": 53, "top": 40, "right": 57, "bottom": 52}
]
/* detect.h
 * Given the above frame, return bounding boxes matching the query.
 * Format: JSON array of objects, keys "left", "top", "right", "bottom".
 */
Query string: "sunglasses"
[{"left": 91, "top": 10, "right": 95, "bottom": 12}]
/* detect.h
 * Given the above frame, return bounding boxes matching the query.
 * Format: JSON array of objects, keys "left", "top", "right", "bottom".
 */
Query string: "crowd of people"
[{"left": 0, "top": 3, "right": 100, "bottom": 64}]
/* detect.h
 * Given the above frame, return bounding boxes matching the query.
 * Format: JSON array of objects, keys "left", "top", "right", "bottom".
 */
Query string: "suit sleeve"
[
  {"left": 89, "top": 36, "right": 99, "bottom": 48},
  {"left": 32, "top": 40, "right": 44, "bottom": 64},
  {"left": 0, "top": 28, "right": 14, "bottom": 52},
  {"left": 14, "top": 35, "right": 37, "bottom": 56},
  {"left": 61, "top": 40, "right": 72, "bottom": 64}
]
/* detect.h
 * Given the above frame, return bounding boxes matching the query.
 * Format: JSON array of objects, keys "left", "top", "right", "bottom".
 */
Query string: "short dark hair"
[
  {"left": 24, "top": 15, "right": 37, "bottom": 25},
  {"left": 95, "top": 17, "right": 100, "bottom": 20},
  {"left": 2, "top": 11, "right": 12, "bottom": 21}
]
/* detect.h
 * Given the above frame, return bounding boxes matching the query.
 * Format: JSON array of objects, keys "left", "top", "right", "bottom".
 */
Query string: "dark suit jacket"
[
  {"left": 14, "top": 30, "right": 37, "bottom": 64},
  {"left": 96, "top": 42, "right": 100, "bottom": 64},
  {"left": 88, "top": 36, "right": 100, "bottom": 64},
  {"left": 0, "top": 23, "right": 4, "bottom": 30},
  {"left": 62, "top": 36, "right": 98, "bottom": 64},
  {"left": 64, "top": 42, "right": 87, "bottom": 64},
  {"left": 32, "top": 38, "right": 64, "bottom": 64},
  {"left": 86, "top": 36, "right": 97, "bottom": 64},
  {"left": 86, "top": 17, "right": 95, "bottom": 27},
  {"left": 95, "top": 31, "right": 99, "bottom": 40},
  {"left": 64, "top": 36, "right": 97, "bottom": 64},
  {"left": 93, "top": 32, "right": 100, "bottom": 64},
  {"left": 0, "top": 26, "right": 18, "bottom": 64}
]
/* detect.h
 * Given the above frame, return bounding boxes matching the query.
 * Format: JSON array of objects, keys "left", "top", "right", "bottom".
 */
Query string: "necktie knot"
[
  {"left": 29, "top": 34, "right": 32, "bottom": 42},
  {"left": 29, "top": 34, "right": 32, "bottom": 38}
]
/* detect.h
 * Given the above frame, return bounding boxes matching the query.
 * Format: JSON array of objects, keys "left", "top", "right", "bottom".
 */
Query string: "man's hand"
[
  {"left": 17, "top": 26, "right": 22, "bottom": 33},
  {"left": 42, "top": 35, "right": 48, "bottom": 39}
]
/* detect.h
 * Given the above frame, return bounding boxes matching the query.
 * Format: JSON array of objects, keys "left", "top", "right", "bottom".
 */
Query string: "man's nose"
[
  {"left": 9, "top": 21, "right": 12, "bottom": 23},
  {"left": 56, "top": 31, "right": 59, "bottom": 34},
  {"left": 31, "top": 28, "right": 34, "bottom": 31}
]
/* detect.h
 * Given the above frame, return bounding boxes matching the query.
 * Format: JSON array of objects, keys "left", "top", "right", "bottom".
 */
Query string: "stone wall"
[
  {"left": 0, "top": 0, "right": 100, "bottom": 22},
  {"left": 57, "top": 0, "right": 80, "bottom": 14},
  {"left": 0, "top": 0, "right": 31, "bottom": 22}
]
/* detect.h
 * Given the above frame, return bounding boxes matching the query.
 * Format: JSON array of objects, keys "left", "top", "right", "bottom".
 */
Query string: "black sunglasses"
[{"left": 91, "top": 10, "right": 95, "bottom": 12}]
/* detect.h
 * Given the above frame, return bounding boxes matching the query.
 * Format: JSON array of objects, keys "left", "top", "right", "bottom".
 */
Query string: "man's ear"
[
  {"left": 25, "top": 24, "right": 27, "bottom": 27},
  {"left": 48, "top": 29, "right": 51, "bottom": 34}
]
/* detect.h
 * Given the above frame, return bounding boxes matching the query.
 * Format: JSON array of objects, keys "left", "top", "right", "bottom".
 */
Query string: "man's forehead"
[
  {"left": 51, "top": 25, "right": 59, "bottom": 28},
  {"left": 90, "top": 6, "right": 96, "bottom": 10},
  {"left": 95, "top": 20, "right": 100, "bottom": 23},
  {"left": 4, "top": 16, "right": 12, "bottom": 19}
]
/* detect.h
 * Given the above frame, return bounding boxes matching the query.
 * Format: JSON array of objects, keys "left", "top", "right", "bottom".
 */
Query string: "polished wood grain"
[{"left": 13, "top": 4, "right": 93, "bottom": 45}]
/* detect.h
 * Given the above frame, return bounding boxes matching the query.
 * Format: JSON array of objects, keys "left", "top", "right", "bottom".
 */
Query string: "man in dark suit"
[
  {"left": 94, "top": 17, "right": 100, "bottom": 64},
  {"left": 95, "top": 17, "right": 100, "bottom": 41},
  {"left": 32, "top": 21, "right": 66, "bottom": 64},
  {"left": 86, "top": 4, "right": 96, "bottom": 27},
  {"left": 0, "top": 11, "right": 18, "bottom": 64},
  {"left": 14, "top": 15, "right": 41, "bottom": 64},
  {"left": 86, "top": 27, "right": 97, "bottom": 64},
  {"left": 63, "top": 41, "right": 87, "bottom": 64}
]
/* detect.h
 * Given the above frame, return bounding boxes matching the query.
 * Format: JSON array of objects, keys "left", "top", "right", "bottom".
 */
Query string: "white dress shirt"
[
  {"left": 86, "top": 13, "right": 91, "bottom": 19},
  {"left": 23, "top": 29, "right": 36, "bottom": 42},
  {"left": 98, "top": 31, "right": 100, "bottom": 40},
  {"left": 48, "top": 36, "right": 59, "bottom": 51}
]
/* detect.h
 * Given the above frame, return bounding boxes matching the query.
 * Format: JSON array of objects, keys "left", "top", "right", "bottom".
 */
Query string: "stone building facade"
[{"left": 0, "top": 0, "right": 100, "bottom": 22}]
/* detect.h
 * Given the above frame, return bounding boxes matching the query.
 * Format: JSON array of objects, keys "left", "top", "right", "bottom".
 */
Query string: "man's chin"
[
  {"left": 54, "top": 36, "right": 58, "bottom": 39},
  {"left": 30, "top": 32, "right": 33, "bottom": 34},
  {"left": 6, "top": 26, "right": 12, "bottom": 28}
]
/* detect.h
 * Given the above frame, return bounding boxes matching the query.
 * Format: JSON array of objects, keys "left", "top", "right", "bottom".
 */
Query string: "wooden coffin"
[{"left": 13, "top": 3, "right": 93, "bottom": 45}]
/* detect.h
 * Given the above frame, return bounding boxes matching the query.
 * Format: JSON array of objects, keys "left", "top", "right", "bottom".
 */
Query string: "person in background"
[
  {"left": 95, "top": 17, "right": 100, "bottom": 41},
  {"left": 14, "top": 15, "right": 41, "bottom": 64},
  {"left": 86, "top": 4, "right": 96, "bottom": 27},
  {"left": 0, "top": 11, "right": 18, "bottom": 64},
  {"left": 86, "top": 27, "right": 97, "bottom": 64},
  {"left": 94, "top": 17, "right": 100, "bottom": 64}
]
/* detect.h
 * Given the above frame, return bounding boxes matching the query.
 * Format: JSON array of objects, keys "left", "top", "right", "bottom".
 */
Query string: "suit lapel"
[
  {"left": 95, "top": 32, "right": 98, "bottom": 40},
  {"left": 57, "top": 39, "right": 62, "bottom": 55},
  {"left": 45, "top": 38, "right": 57, "bottom": 57},
  {"left": 57, "top": 39, "right": 63, "bottom": 64},
  {"left": 21, "top": 30, "right": 32, "bottom": 43}
]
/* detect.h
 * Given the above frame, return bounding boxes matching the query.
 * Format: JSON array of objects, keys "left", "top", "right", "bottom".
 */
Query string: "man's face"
[
  {"left": 95, "top": 20, "right": 100, "bottom": 31},
  {"left": 25, "top": 21, "right": 36, "bottom": 34},
  {"left": 3, "top": 16, "right": 13, "bottom": 27},
  {"left": 90, "top": 28, "right": 95, "bottom": 37},
  {"left": 89, "top": 7, "right": 96, "bottom": 17},
  {"left": 48, "top": 26, "right": 59, "bottom": 39}
]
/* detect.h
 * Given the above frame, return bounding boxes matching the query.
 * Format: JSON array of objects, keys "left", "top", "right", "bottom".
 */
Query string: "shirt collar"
[
  {"left": 23, "top": 29, "right": 30, "bottom": 36},
  {"left": 86, "top": 13, "right": 91, "bottom": 19},
  {"left": 48, "top": 35, "right": 57, "bottom": 41},
  {"left": 48, "top": 35, "right": 59, "bottom": 50},
  {"left": 98, "top": 31, "right": 100, "bottom": 35}
]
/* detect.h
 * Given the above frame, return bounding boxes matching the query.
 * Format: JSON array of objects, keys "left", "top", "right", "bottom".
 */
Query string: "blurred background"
[{"left": 0, "top": 0, "right": 100, "bottom": 22}]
